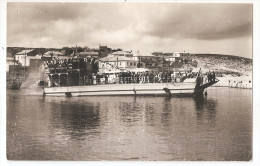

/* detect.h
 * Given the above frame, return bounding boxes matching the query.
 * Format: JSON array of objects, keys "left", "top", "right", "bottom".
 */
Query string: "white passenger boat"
[
  {"left": 43, "top": 77, "right": 218, "bottom": 97},
  {"left": 43, "top": 57, "right": 218, "bottom": 97}
]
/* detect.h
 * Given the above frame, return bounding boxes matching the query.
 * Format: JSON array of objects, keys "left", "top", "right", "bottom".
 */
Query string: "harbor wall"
[{"left": 213, "top": 76, "right": 252, "bottom": 89}]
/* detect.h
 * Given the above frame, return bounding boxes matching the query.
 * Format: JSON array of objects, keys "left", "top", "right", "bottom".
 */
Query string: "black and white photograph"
[{"left": 1, "top": 0, "right": 259, "bottom": 165}]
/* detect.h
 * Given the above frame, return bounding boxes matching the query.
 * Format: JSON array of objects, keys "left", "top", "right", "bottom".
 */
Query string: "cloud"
[
  {"left": 138, "top": 3, "right": 252, "bottom": 40},
  {"left": 7, "top": 3, "right": 86, "bottom": 22},
  {"left": 7, "top": 3, "right": 134, "bottom": 46},
  {"left": 7, "top": 3, "right": 252, "bottom": 58}
]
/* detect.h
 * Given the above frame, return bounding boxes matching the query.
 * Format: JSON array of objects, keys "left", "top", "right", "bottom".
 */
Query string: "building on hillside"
[
  {"left": 179, "top": 52, "right": 190, "bottom": 57},
  {"left": 165, "top": 56, "right": 177, "bottom": 62},
  {"left": 98, "top": 56, "right": 145, "bottom": 73},
  {"left": 132, "top": 51, "right": 157, "bottom": 68},
  {"left": 132, "top": 51, "right": 154, "bottom": 61},
  {"left": 15, "top": 49, "right": 41, "bottom": 66},
  {"left": 172, "top": 52, "right": 182, "bottom": 57},
  {"left": 164, "top": 52, "right": 184, "bottom": 62}
]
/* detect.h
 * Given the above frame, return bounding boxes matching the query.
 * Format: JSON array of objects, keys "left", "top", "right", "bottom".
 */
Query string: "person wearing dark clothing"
[
  {"left": 105, "top": 74, "right": 108, "bottom": 84},
  {"left": 208, "top": 73, "right": 211, "bottom": 82},
  {"left": 213, "top": 72, "right": 216, "bottom": 82}
]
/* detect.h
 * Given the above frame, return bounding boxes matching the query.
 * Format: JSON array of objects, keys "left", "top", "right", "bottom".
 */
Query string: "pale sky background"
[{"left": 7, "top": 2, "right": 253, "bottom": 58}]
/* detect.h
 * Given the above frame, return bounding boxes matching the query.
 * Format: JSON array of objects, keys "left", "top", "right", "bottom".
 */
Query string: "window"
[{"left": 130, "top": 62, "right": 132, "bottom": 66}]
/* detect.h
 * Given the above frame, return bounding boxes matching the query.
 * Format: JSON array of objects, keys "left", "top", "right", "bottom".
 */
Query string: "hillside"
[{"left": 184, "top": 54, "right": 252, "bottom": 76}]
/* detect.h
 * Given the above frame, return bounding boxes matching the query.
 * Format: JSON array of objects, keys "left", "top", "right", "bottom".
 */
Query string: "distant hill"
[
  {"left": 6, "top": 47, "right": 61, "bottom": 57},
  {"left": 184, "top": 53, "right": 252, "bottom": 76}
]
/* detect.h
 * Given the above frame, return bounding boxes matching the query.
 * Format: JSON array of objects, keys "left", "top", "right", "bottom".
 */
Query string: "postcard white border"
[{"left": 1, "top": 0, "right": 259, "bottom": 166}]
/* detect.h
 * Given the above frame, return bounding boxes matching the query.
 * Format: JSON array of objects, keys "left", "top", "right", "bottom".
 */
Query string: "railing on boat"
[{"left": 46, "top": 75, "right": 190, "bottom": 87}]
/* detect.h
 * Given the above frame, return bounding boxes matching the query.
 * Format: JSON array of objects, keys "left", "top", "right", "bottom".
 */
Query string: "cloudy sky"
[{"left": 7, "top": 2, "right": 252, "bottom": 58}]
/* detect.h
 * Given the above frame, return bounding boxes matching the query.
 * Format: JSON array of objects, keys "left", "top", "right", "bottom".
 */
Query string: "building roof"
[
  {"left": 16, "top": 49, "right": 34, "bottom": 55},
  {"left": 100, "top": 56, "right": 134, "bottom": 62}
]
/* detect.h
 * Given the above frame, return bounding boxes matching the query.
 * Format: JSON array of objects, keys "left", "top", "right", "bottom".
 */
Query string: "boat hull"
[{"left": 43, "top": 83, "right": 197, "bottom": 97}]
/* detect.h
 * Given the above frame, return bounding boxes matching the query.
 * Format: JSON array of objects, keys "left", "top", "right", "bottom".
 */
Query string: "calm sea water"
[{"left": 6, "top": 87, "right": 252, "bottom": 161}]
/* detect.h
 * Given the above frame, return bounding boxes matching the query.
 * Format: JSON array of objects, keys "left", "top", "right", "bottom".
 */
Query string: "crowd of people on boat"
[
  {"left": 90, "top": 69, "right": 205, "bottom": 85},
  {"left": 45, "top": 57, "right": 217, "bottom": 87},
  {"left": 196, "top": 71, "right": 217, "bottom": 86},
  {"left": 49, "top": 70, "right": 218, "bottom": 87},
  {"left": 49, "top": 70, "right": 205, "bottom": 87},
  {"left": 207, "top": 71, "right": 216, "bottom": 82},
  {"left": 46, "top": 56, "right": 97, "bottom": 69},
  {"left": 91, "top": 71, "right": 176, "bottom": 85}
]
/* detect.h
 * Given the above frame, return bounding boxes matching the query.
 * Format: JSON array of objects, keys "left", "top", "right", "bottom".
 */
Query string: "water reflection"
[
  {"left": 44, "top": 95, "right": 218, "bottom": 144},
  {"left": 161, "top": 97, "right": 172, "bottom": 127},
  {"left": 7, "top": 88, "right": 252, "bottom": 160},
  {"left": 194, "top": 96, "right": 217, "bottom": 127},
  {"left": 45, "top": 97, "right": 101, "bottom": 140}
]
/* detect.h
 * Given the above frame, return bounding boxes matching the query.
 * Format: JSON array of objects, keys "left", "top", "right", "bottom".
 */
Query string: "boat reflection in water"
[{"left": 7, "top": 87, "right": 252, "bottom": 160}]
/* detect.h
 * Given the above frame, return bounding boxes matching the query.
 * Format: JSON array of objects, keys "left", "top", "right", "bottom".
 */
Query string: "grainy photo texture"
[{"left": 6, "top": 2, "right": 252, "bottom": 160}]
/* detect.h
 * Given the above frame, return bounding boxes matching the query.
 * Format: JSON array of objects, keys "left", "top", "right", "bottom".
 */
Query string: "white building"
[
  {"left": 99, "top": 56, "right": 142, "bottom": 73},
  {"left": 132, "top": 51, "right": 154, "bottom": 61},
  {"left": 15, "top": 49, "right": 41, "bottom": 66},
  {"left": 172, "top": 52, "right": 182, "bottom": 57},
  {"left": 165, "top": 56, "right": 176, "bottom": 62},
  {"left": 165, "top": 52, "right": 182, "bottom": 62}
]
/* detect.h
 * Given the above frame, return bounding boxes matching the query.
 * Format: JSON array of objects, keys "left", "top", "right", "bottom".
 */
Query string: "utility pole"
[
  {"left": 13, "top": 56, "right": 15, "bottom": 84},
  {"left": 76, "top": 45, "right": 80, "bottom": 86},
  {"left": 162, "top": 54, "right": 164, "bottom": 72},
  {"left": 24, "top": 51, "right": 26, "bottom": 79},
  {"left": 138, "top": 56, "right": 141, "bottom": 68},
  {"left": 117, "top": 56, "right": 118, "bottom": 68}
]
